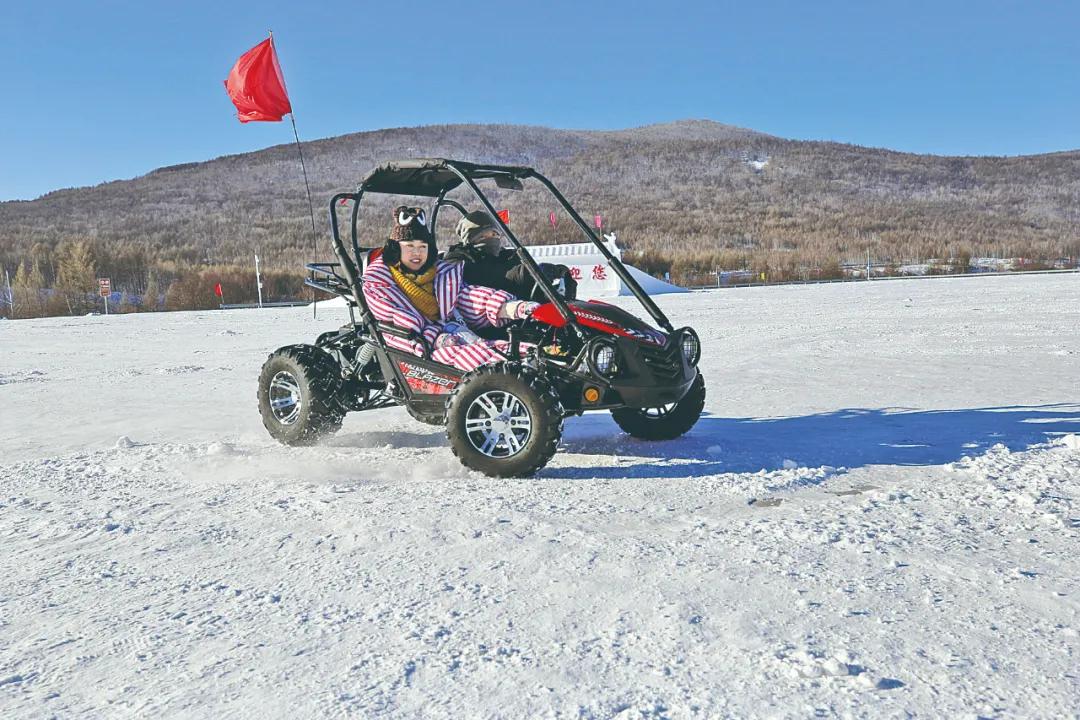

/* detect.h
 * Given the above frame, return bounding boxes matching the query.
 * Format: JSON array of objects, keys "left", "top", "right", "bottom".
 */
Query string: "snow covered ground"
[{"left": 1, "top": 274, "right": 1078, "bottom": 718}]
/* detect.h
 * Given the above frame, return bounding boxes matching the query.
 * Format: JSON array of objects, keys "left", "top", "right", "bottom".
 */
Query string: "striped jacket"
[{"left": 362, "top": 257, "right": 514, "bottom": 359}]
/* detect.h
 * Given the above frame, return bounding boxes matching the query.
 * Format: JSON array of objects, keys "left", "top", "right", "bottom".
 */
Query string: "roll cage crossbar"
[{"left": 308, "top": 159, "right": 675, "bottom": 351}]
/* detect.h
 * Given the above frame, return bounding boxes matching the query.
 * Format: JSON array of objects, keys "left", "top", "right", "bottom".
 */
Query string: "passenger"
[
  {"left": 444, "top": 210, "right": 577, "bottom": 302},
  {"left": 362, "top": 206, "right": 538, "bottom": 372}
]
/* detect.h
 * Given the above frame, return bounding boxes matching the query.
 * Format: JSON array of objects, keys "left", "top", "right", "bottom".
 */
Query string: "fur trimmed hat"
[{"left": 383, "top": 206, "right": 436, "bottom": 271}]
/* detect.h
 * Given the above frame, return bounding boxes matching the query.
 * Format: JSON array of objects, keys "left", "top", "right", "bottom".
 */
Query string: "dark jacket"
[{"left": 443, "top": 243, "right": 577, "bottom": 303}]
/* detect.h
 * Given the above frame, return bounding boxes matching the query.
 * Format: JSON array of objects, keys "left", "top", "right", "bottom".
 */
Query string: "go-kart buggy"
[{"left": 257, "top": 159, "right": 704, "bottom": 477}]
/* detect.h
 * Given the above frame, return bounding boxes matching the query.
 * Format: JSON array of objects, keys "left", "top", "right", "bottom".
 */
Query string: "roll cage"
[{"left": 305, "top": 158, "right": 675, "bottom": 358}]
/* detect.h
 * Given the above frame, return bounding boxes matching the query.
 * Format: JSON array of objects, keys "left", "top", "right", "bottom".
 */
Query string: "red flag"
[
  {"left": 497, "top": 209, "right": 510, "bottom": 225},
  {"left": 594, "top": 213, "right": 603, "bottom": 229},
  {"left": 549, "top": 211, "right": 558, "bottom": 229},
  {"left": 214, "top": 282, "right": 223, "bottom": 298},
  {"left": 224, "top": 37, "right": 292, "bottom": 123}
]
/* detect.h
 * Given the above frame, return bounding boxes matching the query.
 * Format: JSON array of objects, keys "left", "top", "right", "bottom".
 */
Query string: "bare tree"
[{"left": 54, "top": 241, "right": 97, "bottom": 315}]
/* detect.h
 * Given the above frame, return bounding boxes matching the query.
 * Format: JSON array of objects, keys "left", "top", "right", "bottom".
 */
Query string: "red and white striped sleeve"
[
  {"left": 363, "top": 284, "right": 424, "bottom": 333},
  {"left": 455, "top": 283, "right": 515, "bottom": 328}
]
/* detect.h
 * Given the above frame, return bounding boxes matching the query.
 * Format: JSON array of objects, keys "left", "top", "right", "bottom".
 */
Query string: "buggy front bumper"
[{"left": 581, "top": 335, "right": 697, "bottom": 410}]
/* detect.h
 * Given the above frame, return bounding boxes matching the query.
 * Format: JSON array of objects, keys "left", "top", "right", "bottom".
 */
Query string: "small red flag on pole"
[
  {"left": 497, "top": 209, "right": 510, "bottom": 225},
  {"left": 594, "top": 213, "right": 603, "bottom": 229},
  {"left": 224, "top": 37, "right": 292, "bottom": 122},
  {"left": 549, "top": 211, "right": 558, "bottom": 229},
  {"left": 214, "top": 282, "right": 224, "bottom": 298}
]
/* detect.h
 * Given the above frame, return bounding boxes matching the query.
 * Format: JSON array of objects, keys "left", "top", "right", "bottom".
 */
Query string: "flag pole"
[
  {"left": 289, "top": 113, "right": 319, "bottom": 320},
  {"left": 270, "top": 31, "right": 320, "bottom": 320},
  {"left": 255, "top": 252, "right": 264, "bottom": 308}
]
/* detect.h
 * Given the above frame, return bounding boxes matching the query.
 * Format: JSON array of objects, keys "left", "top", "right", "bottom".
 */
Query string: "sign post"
[
  {"left": 98, "top": 278, "right": 111, "bottom": 315},
  {"left": 254, "top": 253, "right": 264, "bottom": 309}
]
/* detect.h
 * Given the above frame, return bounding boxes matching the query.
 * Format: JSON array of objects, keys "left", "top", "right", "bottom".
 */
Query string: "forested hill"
[{"left": 2, "top": 119, "right": 1078, "bottom": 290}]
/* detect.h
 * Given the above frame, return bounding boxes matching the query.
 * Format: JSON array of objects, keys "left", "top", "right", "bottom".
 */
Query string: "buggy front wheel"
[
  {"left": 611, "top": 371, "right": 705, "bottom": 441},
  {"left": 445, "top": 363, "right": 563, "bottom": 477}
]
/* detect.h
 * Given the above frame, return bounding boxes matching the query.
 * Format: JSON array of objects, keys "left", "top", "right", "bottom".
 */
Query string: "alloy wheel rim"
[
  {"left": 269, "top": 371, "right": 302, "bottom": 425},
  {"left": 464, "top": 390, "right": 533, "bottom": 458}
]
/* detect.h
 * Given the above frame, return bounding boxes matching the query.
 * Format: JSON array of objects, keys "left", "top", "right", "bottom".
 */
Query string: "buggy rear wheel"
[
  {"left": 446, "top": 363, "right": 563, "bottom": 477},
  {"left": 611, "top": 371, "right": 705, "bottom": 441},
  {"left": 258, "top": 344, "right": 345, "bottom": 446}
]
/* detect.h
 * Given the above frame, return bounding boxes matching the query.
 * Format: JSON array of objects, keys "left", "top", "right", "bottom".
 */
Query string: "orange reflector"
[{"left": 583, "top": 387, "right": 600, "bottom": 403}]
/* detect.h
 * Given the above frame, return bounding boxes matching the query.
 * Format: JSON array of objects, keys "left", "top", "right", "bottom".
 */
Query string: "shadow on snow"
[{"left": 542, "top": 403, "right": 1080, "bottom": 480}]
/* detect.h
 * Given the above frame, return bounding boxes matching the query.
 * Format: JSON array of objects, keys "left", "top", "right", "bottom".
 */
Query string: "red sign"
[{"left": 98, "top": 278, "right": 111, "bottom": 297}]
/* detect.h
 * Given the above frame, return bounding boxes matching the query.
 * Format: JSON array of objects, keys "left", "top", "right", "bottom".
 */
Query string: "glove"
[
  {"left": 540, "top": 264, "right": 578, "bottom": 301},
  {"left": 497, "top": 300, "right": 540, "bottom": 321},
  {"left": 434, "top": 321, "right": 482, "bottom": 349},
  {"left": 552, "top": 265, "right": 578, "bottom": 300},
  {"left": 446, "top": 242, "right": 487, "bottom": 264},
  {"left": 506, "top": 263, "right": 577, "bottom": 301}
]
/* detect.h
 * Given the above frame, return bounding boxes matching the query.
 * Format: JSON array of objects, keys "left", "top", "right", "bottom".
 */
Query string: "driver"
[
  {"left": 362, "top": 206, "right": 538, "bottom": 371},
  {"left": 444, "top": 210, "right": 577, "bottom": 302}
]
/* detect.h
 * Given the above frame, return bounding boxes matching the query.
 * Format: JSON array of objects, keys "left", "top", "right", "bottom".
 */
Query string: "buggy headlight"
[
  {"left": 588, "top": 340, "right": 619, "bottom": 377},
  {"left": 679, "top": 328, "right": 701, "bottom": 366}
]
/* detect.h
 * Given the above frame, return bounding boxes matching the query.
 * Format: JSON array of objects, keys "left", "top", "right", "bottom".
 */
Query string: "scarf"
[{"left": 388, "top": 264, "right": 439, "bottom": 322}]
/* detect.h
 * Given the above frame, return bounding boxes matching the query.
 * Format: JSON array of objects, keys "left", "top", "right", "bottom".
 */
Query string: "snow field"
[{"left": 1, "top": 273, "right": 1078, "bottom": 717}]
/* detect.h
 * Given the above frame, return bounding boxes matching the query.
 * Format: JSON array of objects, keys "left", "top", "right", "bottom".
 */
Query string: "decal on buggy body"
[
  {"left": 398, "top": 361, "right": 458, "bottom": 395},
  {"left": 622, "top": 327, "right": 667, "bottom": 345},
  {"left": 572, "top": 309, "right": 666, "bottom": 345}
]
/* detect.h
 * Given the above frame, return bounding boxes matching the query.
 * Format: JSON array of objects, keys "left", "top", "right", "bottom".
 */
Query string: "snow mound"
[{"left": 619, "top": 264, "right": 689, "bottom": 295}]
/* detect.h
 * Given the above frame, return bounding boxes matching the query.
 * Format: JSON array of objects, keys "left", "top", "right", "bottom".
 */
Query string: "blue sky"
[{"left": 1, "top": 0, "right": 1076, "bottom": 201}]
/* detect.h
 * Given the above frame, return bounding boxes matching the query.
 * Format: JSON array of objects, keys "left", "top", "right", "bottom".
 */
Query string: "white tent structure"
[{"left": 525, "top": 236, "right": 688, "bottom": 298}]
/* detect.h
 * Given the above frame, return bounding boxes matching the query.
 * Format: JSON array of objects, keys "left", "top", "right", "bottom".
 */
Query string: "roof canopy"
[{"left": 360, "top": 159, "right": 534, "bottom": 197}]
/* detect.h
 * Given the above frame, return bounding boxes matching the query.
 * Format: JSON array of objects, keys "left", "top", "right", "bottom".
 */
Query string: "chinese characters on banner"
[{"left": 567, "top": 265, "right": 609, "bottom": 281}]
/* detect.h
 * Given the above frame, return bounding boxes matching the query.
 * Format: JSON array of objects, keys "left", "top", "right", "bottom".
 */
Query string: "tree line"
[{"left": 2, "top": 240, "right": 304, "bottom": 319}]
